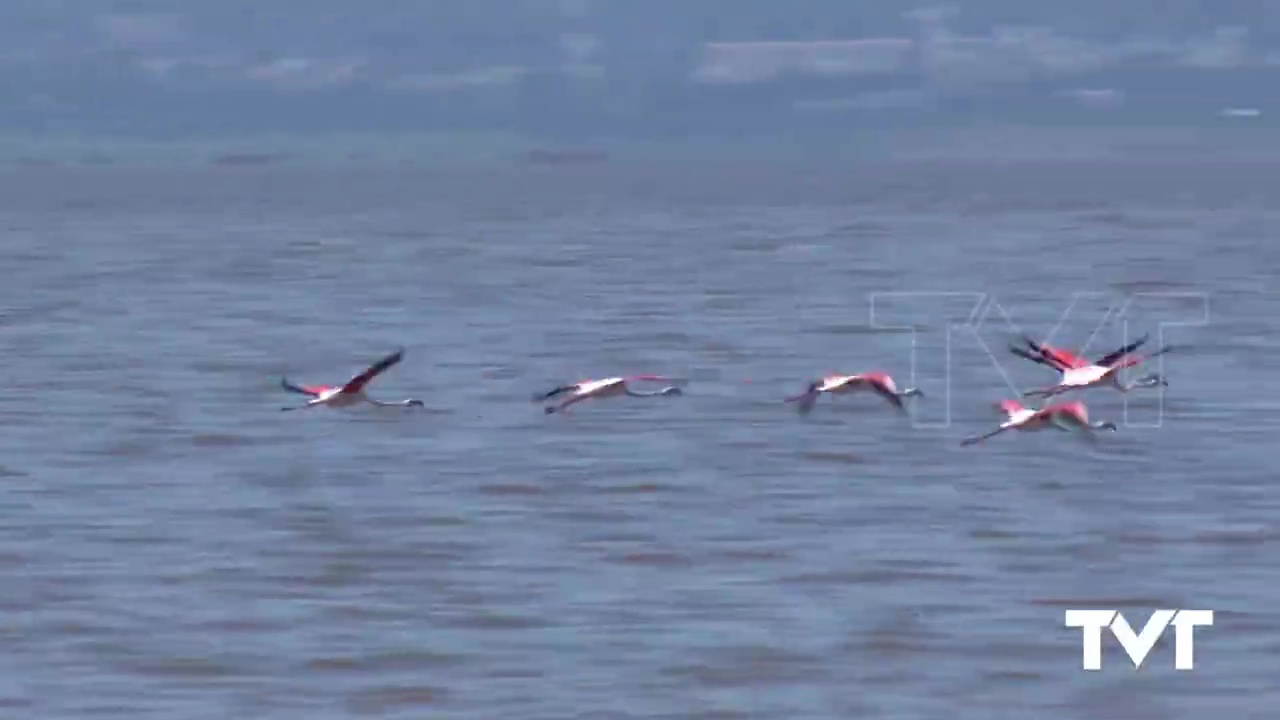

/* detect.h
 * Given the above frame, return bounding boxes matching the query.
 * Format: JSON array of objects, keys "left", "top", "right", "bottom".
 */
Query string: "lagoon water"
[{"left": 1, "top": 155, "right": 1277, "bottom": 718}]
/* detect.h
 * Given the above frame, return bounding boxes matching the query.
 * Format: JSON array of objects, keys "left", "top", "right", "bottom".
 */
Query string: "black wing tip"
[
  {"left": 1122, "top": 333, "right": 1151, "bottom": 350},
  {"left": 1013, "top": 336, "right": 1049, "bottom": 357},
  {"left": 370, "top": 347, "right": 404, "bottom": 361},
  {"left": 280, "top": 376, "right": 312, "bottom": 395},
  {"left": 1009, "top": 345, "right": 1052, "bottom": 366},
  {"left": 364, "top": 348, "right": 405, "bottom": 372},
  {"left": 1099, "top": 333, "right": 1153, "bottom": 365},
  {"left": 534, "top": 384, "right": 573, "bottom": 401}
]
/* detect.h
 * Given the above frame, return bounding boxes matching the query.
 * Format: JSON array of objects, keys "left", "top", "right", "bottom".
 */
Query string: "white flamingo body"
[
  {"left": 1061, "top": 365, "right": 1110, "bottom": 387},
  {"left": 1002, "top": 407, "right": 1038, "bottom": 426},
  {"left": 821, "top": 375, "right": 875, "bottom": 394},
  {"left": 578, "top": 377, "right": 628, "bottom": 397},
  {"left": 299, "top": 387, "right": 380, "bottom": 409},
  {"left": 280, "top": 348, "right": 424, "bottom": 412},
  {"left": 536, "top": 375, "right": 685, "bottom": 414},
  {"left": 312, "top": 388, "right": 359, "bottom": 408},
  {"left": 1042, "top": 363, "right": 1151, "bottom": 395}
]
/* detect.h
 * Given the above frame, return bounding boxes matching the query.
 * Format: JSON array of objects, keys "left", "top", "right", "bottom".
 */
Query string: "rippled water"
[{"left": 1, "top": 158, "right": 1277, "bottom": 718}]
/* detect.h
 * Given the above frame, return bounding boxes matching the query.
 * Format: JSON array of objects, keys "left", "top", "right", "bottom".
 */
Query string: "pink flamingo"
[
  {"left": 961, "top": 399, "right": 1116, "bottom": 446},
  {"left": 784, "top": 372, "right": 923, "bottom": 415},
  {"left": 1010, "top": 333, "right": 1171, "bottom": 398},
  {"left": 535, "top": 375, "right": 686, "bottom": 414},
  {"left": 280, "top": 348, "right": 424, "bottom": 412}
]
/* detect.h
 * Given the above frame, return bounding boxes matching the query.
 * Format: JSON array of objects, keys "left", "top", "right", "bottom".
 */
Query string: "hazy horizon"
[{"left": 3, "top": 2, "right": 1279, "bottom": 144}]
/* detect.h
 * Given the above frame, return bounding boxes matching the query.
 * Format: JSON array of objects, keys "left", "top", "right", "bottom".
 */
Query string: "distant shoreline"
[{"left": 3, "top": 124, "right": 1280, "bottom": 169}]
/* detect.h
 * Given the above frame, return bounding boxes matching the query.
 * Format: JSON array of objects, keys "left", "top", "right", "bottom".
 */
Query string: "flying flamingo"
[
  {"left": 280, "top": 348, "right": 425, "bottom": 412},
  {"left": 784, "top": 372, "right": 923, "bottom": 415},
  {"left": 960, "top": 399, "right": 1117, "bottom": 446},
  {"left": 1009, "top": 333, "right": 1171, "bottom": 398},
  {"left": 535, "top": 375, "right": 686, "bottom": 414}
]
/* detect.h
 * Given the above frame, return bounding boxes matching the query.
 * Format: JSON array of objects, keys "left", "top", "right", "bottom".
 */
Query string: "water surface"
[{"left": 1, "top": 158, "right": 1276, "bottom": 718}]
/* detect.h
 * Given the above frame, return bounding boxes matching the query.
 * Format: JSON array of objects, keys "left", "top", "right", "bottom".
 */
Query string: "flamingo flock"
[{"left": 280, "top": 333, "right": 1173, "bottom": 447}]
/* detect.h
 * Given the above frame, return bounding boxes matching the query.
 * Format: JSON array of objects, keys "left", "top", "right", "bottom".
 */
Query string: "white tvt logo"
[{"left": 1065, "top": 609, "right": 1214, "bottom": 670}]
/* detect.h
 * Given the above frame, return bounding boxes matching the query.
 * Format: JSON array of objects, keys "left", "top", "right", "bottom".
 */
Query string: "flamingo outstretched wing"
[
  {"left": 281, "top": 377, "right": 322, "bottom": 397},
  {"left": 1112, "top": 344, "right": 1174, "bottom": 369},
  {"left": 1009, "top": 343, "right": 1063, "bottom": 370},
  {"left": 1044, "top": 347, "right": 1087, "bottom": 369},
  {"left": 1022, "top": 336, "right": 1088, "bottom": 369},
  {"left": 868, "top": 378, "right": 905, "bottom": 410},
  {"left": 785, "top": 380, "right": 821, "bottom": 403},
  {"left": 785, "top": 381, "right": 821, "bottom": 414},
  {"left": 962, "top": 424, "right": 1012, "bottom": 446},
  {"left": 533, "top": 384, "right": 578, "bottom": 401},
  {"left": 1095, "top": 334, "right": 1149, "bottom": 367},
  {"left": 341, "top": 348, "right": 405, "bottom": 393},
  {"left": 997, "top": 399, "right": 1025, "bottom": 416},
  {"left": 1011, "top": 336, "right": 1084, "bottom": 371},
  {"left": 1041, "top": 401, "right": 1088, "bottom": 426}
]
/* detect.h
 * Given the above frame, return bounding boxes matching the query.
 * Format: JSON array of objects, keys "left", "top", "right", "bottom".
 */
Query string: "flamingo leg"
[{"left": 366, "top": 397, "right": 422, "bottom": 408}]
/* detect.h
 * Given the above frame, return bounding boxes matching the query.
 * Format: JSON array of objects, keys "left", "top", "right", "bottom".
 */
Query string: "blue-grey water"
[{"left": 1, "top": 157, "right": 1276, "bottom": 718}]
